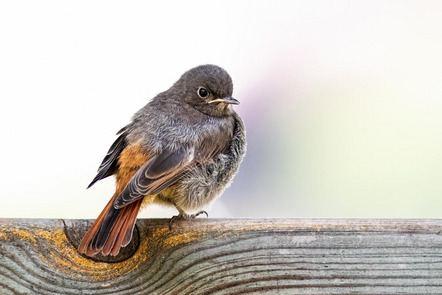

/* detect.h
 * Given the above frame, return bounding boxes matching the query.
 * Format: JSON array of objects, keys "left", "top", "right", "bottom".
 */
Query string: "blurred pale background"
[{"left": 0, "top": 1, "right": 441, "bottom": 219}]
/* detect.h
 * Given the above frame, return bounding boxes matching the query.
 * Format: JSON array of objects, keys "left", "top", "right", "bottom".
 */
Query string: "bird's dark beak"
[{"left": 209, "top": 97, "right": 240, "bottom": 105}]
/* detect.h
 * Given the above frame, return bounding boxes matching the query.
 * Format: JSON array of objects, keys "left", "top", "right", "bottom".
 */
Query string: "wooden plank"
[{"left": 1, "top": 218, "right": 442, "bottom": 294}]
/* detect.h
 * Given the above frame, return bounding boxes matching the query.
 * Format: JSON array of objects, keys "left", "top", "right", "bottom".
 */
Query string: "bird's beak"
[{"left": 209, "top": 97, "right": 240, "bottom": 105}]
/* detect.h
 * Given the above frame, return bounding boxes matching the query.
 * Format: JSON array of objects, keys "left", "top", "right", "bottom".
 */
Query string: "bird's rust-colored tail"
[
  {"left": 78, "top": 194, "right": 142, "bottom": 256},
  {"left": 80, "top": 143, "right": 150, "bottom": 256}
]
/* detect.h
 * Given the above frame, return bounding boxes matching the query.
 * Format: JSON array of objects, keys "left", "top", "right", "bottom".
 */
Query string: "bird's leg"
[{"left": 169, "top": 204, "right": 208, "bottom": 230}]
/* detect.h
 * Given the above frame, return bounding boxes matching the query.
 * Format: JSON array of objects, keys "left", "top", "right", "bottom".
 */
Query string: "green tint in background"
[{"left": 229, "top": 77, "right": 442, "bottom": 217}]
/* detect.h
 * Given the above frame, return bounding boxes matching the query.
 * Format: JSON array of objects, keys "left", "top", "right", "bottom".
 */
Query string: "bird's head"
[{"left": 177, "top": 64, "right": 239, "bottom": 117}]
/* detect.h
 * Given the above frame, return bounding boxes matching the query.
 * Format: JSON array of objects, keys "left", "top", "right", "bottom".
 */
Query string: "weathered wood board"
[{"left": 1, "top": 218, "right": 442, "bottom": 294}]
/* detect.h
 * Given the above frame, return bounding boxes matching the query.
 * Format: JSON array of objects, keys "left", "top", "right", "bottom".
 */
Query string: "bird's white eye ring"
[{"left": 197, "top": 87, "right": 209, "bottom": 98}]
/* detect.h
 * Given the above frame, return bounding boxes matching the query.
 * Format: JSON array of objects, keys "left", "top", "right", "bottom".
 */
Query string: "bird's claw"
[
  {"left": 193, "top": 210, "right": 209, "bottom": 218},
  {"left": 169, "top": 210, "right": 209, "bottom": 230}
]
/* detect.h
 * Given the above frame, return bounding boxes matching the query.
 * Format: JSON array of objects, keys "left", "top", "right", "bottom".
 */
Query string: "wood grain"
[{"left": 1, "top": 218, "right": 442, "bottom": 294}]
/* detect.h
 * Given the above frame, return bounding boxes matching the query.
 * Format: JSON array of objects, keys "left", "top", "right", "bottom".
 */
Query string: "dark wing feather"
[
  {"left": 87, "top": 127, "right": 129, "bottom": 189},
  {"left": 113, "top": 148, "right": 194, "bottom": 209}
]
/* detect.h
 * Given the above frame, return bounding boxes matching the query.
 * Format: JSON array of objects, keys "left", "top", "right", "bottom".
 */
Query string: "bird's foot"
[{"left": 169, "top": 210, "right": 208, "bottom": 230}]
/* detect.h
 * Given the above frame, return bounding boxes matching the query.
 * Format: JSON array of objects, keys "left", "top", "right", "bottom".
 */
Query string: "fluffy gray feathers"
[
  {"left": 171, "top": 113, "right": 246, "bottom": 211},
  {"left": 113, "top": 64, "right": 246, "bottom": 212}
]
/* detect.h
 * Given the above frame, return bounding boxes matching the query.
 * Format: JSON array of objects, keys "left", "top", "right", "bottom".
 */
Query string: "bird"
[{"left": 78, "top": 64, "right": 246, "bottom": 257}]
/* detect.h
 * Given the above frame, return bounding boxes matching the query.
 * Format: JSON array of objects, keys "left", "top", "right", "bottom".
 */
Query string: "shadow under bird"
[{"left": 79, "top": 64, "right": 247, "bottom": 257}]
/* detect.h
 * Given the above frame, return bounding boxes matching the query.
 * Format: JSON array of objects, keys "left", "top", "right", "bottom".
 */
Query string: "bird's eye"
[{"left": 197, "top": 87, "right": 209, "bottom": 98}]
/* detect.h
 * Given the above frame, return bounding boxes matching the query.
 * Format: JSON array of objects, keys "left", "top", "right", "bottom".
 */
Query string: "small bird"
[{"left": 79, "top": 65, "right": 246, "bottom": 257}]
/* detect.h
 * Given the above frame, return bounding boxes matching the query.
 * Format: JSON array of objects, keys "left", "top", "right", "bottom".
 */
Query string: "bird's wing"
[
  {"left": 87, "top": 126, "right": 129, "bottom": 189},
  {"left": 113, "top": 147, "right": 194, "bottom": 209}
]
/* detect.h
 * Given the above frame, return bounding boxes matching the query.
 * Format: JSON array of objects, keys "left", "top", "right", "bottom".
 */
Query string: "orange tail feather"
[{"left": 78, "top": 195, "right": 142, "bottom": 257}]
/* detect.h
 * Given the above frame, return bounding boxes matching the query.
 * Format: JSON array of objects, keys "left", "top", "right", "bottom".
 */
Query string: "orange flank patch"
[{"left": 116, "top": 143, "right": 151, "bottom": 195}]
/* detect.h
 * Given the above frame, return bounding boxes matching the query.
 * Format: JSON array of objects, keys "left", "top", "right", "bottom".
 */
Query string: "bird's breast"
[{"left": 194, "top": 116, "right": 235, "bottom": 162}]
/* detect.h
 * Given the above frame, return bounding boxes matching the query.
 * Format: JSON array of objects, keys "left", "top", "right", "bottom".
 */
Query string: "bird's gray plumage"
[
  {"left": 168, "top": 113, "right": 246, "bottom": 211},
  {"left": 90, "top": 64, "right": 246, "bottom": 213}
]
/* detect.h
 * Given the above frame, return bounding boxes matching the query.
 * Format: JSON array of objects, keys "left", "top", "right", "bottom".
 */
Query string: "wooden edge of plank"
[{"left": 1, "top": 218, "right": 442, "bottom": 264}]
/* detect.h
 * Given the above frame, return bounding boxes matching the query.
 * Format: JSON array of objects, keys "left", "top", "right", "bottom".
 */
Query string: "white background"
[{"left": 1, "top": 1, "right": 441, "bottom": 219}]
